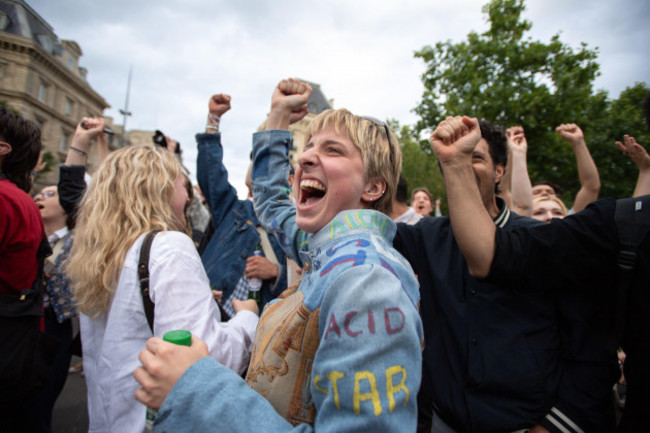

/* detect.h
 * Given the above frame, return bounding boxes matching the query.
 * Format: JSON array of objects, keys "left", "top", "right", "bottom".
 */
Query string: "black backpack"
[{"left": 614, "top": 195, "right": 650, "bottom": 342}]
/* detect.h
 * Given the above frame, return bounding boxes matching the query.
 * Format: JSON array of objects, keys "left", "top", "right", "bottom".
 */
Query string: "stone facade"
[{"left": 0, "top": 0, "right": 115, "bottom": 188}]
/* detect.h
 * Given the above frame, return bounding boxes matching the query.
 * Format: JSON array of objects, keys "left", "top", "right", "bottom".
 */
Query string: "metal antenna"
[{"left": 119, "top": 66, "right": 133, "bottom": 146}]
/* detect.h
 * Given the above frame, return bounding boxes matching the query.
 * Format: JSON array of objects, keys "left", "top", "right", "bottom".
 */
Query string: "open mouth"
[
  {"left": 37, "top": 204, "right": 44, "bottom": 210},
  {"left": 299, "top": 179, "right": 326, "bottom": 206}
]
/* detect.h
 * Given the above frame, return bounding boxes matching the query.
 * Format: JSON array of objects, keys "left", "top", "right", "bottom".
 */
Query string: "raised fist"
[
  {"left": 556, "top": 123, "right": 584, "bottom": 144},
  {"left": 209, "top": 94, "right": 231, "bottom": 117}
]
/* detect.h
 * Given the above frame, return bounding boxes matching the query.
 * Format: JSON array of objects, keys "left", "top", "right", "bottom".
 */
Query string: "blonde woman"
[
  {"left": 531, "top": 194, "right": 568, "bottom": 222},
  {"left": 67, "top": 146, "right": 258, "bottom": 433}
]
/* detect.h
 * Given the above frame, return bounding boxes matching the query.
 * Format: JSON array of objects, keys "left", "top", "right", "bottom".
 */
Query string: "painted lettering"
[
  {"left": 386, "top": 365, "right": 409, "bottom": 413},
  {"left": 368, "top": 310, "right": 375, "bottom": 334},
  {"left": 324, "top": 313, "right": 341, "bottom": 339},
  {"left": 313, "top": 374, "right": 328, "bottom": 395},
  {"left": 327, "top": 371, "right": 345, "bottom": 409},
  {"left": 344, "top": 311, "right": 361, "bottom": 337},
  {"left": 384, "top": 307, "right": 405, "bottom": 335},
  {"left": 353, "top": 371, "right": 382, "bottom": 416},
  {"left": 330, "top": 219, "right": 347, "bottom": 238}
]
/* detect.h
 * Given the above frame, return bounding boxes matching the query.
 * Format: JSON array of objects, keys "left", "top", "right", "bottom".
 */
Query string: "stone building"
[{"left": 0, "top": 0, "right": 116, "bottom": 186}]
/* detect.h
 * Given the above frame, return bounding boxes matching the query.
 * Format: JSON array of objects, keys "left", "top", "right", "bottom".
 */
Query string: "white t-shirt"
[{"left": 81, "top": 231, "right": 258, "bottom": 433}]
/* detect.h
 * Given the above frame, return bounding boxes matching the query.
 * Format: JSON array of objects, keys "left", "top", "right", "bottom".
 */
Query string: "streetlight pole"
[{"left": 119, "top": 66, "right": 133, "bottom": 147}]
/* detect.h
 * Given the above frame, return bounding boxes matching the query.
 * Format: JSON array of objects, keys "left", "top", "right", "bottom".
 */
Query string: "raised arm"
[
  {"left": 59, "top": 117, "right": 108, "bottom": 218},
  {"left": 504, "top": 126, "right": 533, "bottom": 216},
  {"left": 195, "top": 94, "right": 238, "bottom": 226},
  {"left": 266, "top": 78, "right": 310, "bottom": 130},
  {"left": 252, "top": 79, "right": 312, "bottom": 262},
  {"left": 616, "top": 134, "right": 650, "bottom": 197},
  {"left": 64, "top": 117, "right": 108, "bottom": 165},
  {"left": 556, "top": 123, "right": 600, "bottom": 212},
  {"left": 430, "top": 116, "right": 495, "bottom": 277}
]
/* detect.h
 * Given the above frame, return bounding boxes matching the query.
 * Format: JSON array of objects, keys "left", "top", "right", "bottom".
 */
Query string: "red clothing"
[{"left": 0, "top": 179, "right": 44, "bottom": 295}]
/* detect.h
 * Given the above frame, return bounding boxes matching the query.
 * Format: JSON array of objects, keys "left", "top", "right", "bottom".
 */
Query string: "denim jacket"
[
  {"left": 196, "top": 132, "right": 286, "bottom": 306},
  {"left": 154, "top": 130, "right": 423, "bottom": 432}
]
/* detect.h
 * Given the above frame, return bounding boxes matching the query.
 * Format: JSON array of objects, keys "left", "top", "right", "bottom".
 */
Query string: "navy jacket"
[
  {"left": 395, "top": 202, "right": 562, "bottom": 432},
  {"left": 490, "top": 198, "right": 644, "bottom": 433},
  {"left": 197, "top": 133, "right": 286, "bottom": 308}
]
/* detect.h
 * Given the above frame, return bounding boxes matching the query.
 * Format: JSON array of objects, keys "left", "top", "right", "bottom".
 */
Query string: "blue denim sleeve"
[
  {"left": 196, "top": 133, "right": 239, "bottom": 226},
  {"left": 154, "top": 357, "right": 309, "bottom": 433},
  {"left": 155, "top": 264, "right": 423, "bottom": 433},
  {"left": 310, "top": 264, "right": 423, "bottom": 432},
  {"left": 251, "top": 130, "right": 310, "bottom": 266}
]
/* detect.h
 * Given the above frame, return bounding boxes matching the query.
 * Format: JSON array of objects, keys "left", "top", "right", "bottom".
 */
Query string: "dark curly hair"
[{"left": 0, "top": 106, "right": 41, "bottom": 192}]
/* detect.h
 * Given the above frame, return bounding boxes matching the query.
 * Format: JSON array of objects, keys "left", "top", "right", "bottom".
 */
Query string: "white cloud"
[{"left": 28, "top": 0, "right": 650, "bottom": 197}]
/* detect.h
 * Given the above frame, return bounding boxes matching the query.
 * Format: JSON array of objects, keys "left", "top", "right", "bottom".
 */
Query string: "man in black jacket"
[
  {"left": 431, "top": 114, "right": 648, "bottom": 433},
  {"left": 395, "top": 119, "right": 617, "bottom": 432}
]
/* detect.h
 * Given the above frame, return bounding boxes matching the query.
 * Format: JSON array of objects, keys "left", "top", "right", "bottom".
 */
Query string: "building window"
[
  {"left": 0, "top": 12, "right": 9, "bottom": 31},
  {"left": 67, "top": 56, "right": 75, "bottom": 70},
  {"left": 38, "top": 83, "right": 48, "bottom": 103},
  {"left": 60, "top": 133, "right": 68, "bottom": 152},
  {"left": 34, "top": 119, "right": 44, "bottom": 131},
  {"left": 65, "top": 98, "right": 73, "bottom": 116}
]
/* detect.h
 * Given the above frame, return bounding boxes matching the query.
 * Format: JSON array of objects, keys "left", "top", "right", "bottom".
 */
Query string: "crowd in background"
[{"left": 1, "top": 81, "right": 649, "bottom": 433}]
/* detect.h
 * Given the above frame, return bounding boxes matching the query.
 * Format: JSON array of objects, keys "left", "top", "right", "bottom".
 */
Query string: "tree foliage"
[{"left": 413, "top": 0, "right": 649, "bottom": 203}]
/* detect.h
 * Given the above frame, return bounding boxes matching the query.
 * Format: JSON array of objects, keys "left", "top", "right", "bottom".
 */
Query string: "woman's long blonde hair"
[{"left": 68, "top": 146, "right": 182, "bottom": 317}]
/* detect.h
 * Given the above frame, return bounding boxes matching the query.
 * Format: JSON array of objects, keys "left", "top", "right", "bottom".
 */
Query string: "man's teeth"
[{"left": 300, "top": 180, "right": 325, "bottom": 191}]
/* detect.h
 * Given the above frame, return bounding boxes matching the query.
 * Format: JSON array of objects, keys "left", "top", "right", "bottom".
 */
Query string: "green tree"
[{"left": 414, "top": 0, "right": 647, "bottom": 203}]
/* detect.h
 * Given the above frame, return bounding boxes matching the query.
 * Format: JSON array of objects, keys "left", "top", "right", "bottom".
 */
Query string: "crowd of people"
[{"left": 1, "top": 79, "right": 649, "bottom": 433}]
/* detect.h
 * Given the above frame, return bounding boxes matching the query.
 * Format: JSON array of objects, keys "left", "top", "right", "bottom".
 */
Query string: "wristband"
[
  {"left": 69, "top": 146, "right": 87, "bottom": 156},
  {"left": 206, "top": 113, "right": 220, "bottom": 133},
  {"left": 69, "top": 146, "right": 88, "bottom": 162}
]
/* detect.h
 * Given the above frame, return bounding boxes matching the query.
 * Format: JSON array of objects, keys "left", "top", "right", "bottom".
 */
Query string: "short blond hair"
[
  {"left": 68, "top": 146, "right": 183, "bottom": 317},
  {"left": 306, "top": 109, "right": 401, "bottom": 215},
  {"left": 533, "top": 194, "right": 568, "bottom": 217}
]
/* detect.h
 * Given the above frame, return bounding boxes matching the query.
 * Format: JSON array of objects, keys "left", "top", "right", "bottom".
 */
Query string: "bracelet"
[
  {"left": 69, "top": 146, "right": 87, "bottom": 156},
  {"left": 69, "top": 146, "right": 88, "bottom": 159},
  {"left": 208, "top": 113, "right": 221, "bottom": 124},
  {"left": 206, "top": 113, "right": 220, "bottom": 133}
]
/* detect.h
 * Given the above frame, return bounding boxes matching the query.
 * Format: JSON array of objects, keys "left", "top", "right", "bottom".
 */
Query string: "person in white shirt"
[{"left": 67, "top": 145, "right": 259, "bottom": 433}]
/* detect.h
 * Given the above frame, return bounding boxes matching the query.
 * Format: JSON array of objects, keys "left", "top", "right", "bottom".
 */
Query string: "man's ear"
[
  {"left": 0, "top": 141, "right": 12, "bottom": 157},
  {"left": 361, "top": 177, "right": 387, "bottom": 204},
  {"left": 494, "top": 163, "right": 505, "bottom": 185}
]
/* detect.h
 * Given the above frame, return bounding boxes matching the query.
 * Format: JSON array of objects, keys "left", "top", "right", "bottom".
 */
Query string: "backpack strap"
[
  {"left": 256, "top": 226, "right": 279, "bottom": 267},
  {"left": 138, "top": 230, "right": 162, "bottom": 334},
  {"left": 614, "top": 196, "right": 650, "bottom": 342}
]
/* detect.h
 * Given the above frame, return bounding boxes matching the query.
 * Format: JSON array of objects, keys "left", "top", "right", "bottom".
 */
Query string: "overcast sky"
[{"left": 28, "top": 0, "right": 650, "bottom": 197}]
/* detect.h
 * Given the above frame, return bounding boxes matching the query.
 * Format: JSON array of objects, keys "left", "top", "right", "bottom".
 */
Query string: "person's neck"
[
  {"left": 390, "top": 202, "right": 409, "bottom": 220},
  {"left": 484, "top": 196, "right": 501, "bottom": 220},
  {"left": 43, "top": 218, "right": 67, "bottom": 238}
]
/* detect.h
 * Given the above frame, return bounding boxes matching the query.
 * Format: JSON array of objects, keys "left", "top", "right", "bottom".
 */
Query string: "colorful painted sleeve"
[
  {"left": 251, "top": 130, "right": 310, "bottom": 266},
  {"left": 309, "top": 264, "right": 423, "bottom": 432},
  {"left": 154, "top": 264, "right": 423, "bottom": 433}
]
